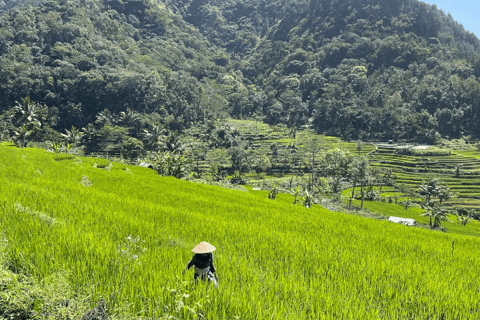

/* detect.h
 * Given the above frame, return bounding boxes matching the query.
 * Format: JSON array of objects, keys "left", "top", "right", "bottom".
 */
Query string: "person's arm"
[
  {"left": 183, "top": 255, "right": 196, "bottom": 275},
  {"left": 186, "top": 256, "right": 196, "bottom": 270},
  {"left": 209, "top": 254, "right": 219, "bottom": 282},
  {"left": 209, "top": 253, "right": 216, "bottom": 273}
]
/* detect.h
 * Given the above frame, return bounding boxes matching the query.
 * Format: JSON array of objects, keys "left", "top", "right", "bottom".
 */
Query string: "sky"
[{"left": 421, "top": 0, "right": 480, "bottom": 39}]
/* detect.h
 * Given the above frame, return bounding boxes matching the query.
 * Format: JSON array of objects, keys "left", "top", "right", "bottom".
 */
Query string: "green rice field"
[
  {"left": 368, "top": 146, "right": 480, "bottom": 212},
  {"left": 2, "top": 143, "right": 480, "bottom": 319},
  {"left": 223, "top": 120, "right": 480, "bottom": 214}
]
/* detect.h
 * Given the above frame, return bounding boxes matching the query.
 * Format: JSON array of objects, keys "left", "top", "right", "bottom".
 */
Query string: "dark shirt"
[{"left": 186, "top": 253, "right": 216, "bottom": 273}]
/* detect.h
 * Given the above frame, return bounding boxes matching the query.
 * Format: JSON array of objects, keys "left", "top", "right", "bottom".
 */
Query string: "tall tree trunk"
[
  {"left": 310, "top": 153, "right": 315, "bottom": 191},
  {"left": 361, "top": 181, "right": 365, "bottom": 209},
  {"left": 351, "top": 180, "right": 356, "bottom": 199}
]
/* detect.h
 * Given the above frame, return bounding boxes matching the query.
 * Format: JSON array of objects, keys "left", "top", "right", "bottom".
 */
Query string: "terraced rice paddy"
[
  {"left": 219, "top": 119, "right": 374, "bottom": 181},
  {"left": 220, "top": 120, "right": 480, "bottom": 213},
  {"left": 2, "top": 143, "right": 480, "bottom": 319},
  {"left": 369, "top": 147, "right": 480, "bottom": 212}
]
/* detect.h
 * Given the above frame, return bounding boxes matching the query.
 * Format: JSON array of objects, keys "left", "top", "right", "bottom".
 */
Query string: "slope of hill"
[
  {"left": 0, "top": 0, "right": 231, "bottom": 132},
  {"left": 220, "top": 119, "right": 480, "bottom": 216},
  {"left": 0, "top": 0, "right": 44, "bottom": 14},
  {"left": 0, "top": 0, "right": 480, "bottom": 144},
  {"left": 1, "top": 143, "right": 480, "bottom": 318},
  {"left": 167, "top": 0, "right": 480, "bottom": 140}
]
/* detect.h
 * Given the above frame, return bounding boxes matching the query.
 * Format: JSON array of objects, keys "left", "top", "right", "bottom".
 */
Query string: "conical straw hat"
[{"left": 192, "top": 241, "right": 216, "bottom": 253}]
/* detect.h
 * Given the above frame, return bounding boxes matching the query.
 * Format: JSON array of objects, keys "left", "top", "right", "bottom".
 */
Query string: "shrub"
[
  {"left": 395, "top": 146, "right": 451, "bottom": 156},
  {"left": 94, "top": 158, "right": 111, "bottom": 168},
  {"left": 56, "top": 154, "right": 75, "bottom": 161},
  {"left": 364, "top": 189, "right": 381, "bottom": 201},
  {"left": 0, "top": 246, "right": 90, "bottom": 319}
]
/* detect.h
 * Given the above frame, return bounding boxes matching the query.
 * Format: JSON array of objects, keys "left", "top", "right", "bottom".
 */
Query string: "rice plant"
[{"left": 1, "top": 144, "right": 480, "bottom": 319}]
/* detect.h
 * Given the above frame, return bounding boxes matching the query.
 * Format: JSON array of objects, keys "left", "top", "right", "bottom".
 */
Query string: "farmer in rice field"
[{"left": 183, "top": 241, "right": 219, "bottom": 287}]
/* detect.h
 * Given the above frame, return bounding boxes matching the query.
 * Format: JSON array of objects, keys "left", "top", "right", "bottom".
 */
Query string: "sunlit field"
[{"left": 1, "top": 143, "right": 480, "bottom": 319}]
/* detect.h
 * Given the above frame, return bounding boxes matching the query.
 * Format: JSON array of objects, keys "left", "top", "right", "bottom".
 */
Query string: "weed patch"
[{"left": 80, "top": 175, "right": 93, "bottom": 187}]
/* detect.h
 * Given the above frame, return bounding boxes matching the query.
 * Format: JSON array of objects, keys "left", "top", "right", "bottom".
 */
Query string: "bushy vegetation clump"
[
  {"left": 0, "top": 240, "right": 92, "bottom": 319},
  {"left": 395, "top": 146, "right": 452, "bottom": 156}
]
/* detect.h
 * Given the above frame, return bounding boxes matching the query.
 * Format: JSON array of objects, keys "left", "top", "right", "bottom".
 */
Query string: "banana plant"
[
  {"left": 303, "top": 189, "right": 317, "bottom": 208},
  {"left": 268, "top": 182, "right": 280, "bottom": 200},
  {"left": 65, "top": 143, "right": 72, "bottom": 154},
  {"left": 457, "top": 214, "right": 470, "bottom": 226},
  {"left": 14, "top": 125, "right": 33, "bottom": 148},
  {"left": 290, "top": 185, "right": 301, "bottom": 205},
  {"left": 52, "top": 141, "right": 63, "bottom": 160}
]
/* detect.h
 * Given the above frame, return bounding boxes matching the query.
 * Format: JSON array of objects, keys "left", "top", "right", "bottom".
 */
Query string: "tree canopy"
[{"left": 0, "top": 0, "right": 479, "bottom": 143}]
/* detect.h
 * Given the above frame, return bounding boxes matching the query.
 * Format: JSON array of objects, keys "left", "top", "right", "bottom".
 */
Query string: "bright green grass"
[
  {"left": 339, "top": 186, "right": 480, "bottom": 238},
  {"left": 2, "top": 144, "right": 480, "bottom": 319},
  {"left": 453, "top": 150, "right": 480, "bottom": 159},
  {"left": 354, "top": 200, "right": 480, "bottom": 238}
]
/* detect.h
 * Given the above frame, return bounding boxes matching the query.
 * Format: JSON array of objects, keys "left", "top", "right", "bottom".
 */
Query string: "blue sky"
[{"left": 421, "top": 0, "right": 480, "bottom": 39}]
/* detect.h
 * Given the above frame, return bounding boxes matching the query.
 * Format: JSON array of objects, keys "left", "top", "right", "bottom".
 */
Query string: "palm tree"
[
  {"left": 164, "top": 130, "right": 184, "bottom": 153},
  {"left": 432, "top": 206, "right": 448, "bottom": 229},
  {"left": 119, "top": 108, "right": 141, "bottom": 130},
  {"left": 403, "top": 200, "right": 413, "bottom": 210},
  {"left": 347, "top": 158, "right": 360, "bottom": 200},
  {"left": 437, "top": 186, "right": 453, "bottom": 206},
  {"left": 82, "top": 123, "right": 96, "bottom": 143},
  {"left": 303, "top": 189, "right": 316, "bottom": 208},
  {"left": 268, "top": 182, "right": 280, "bottom": 200},
  {"left": 380, "top": 168, "right": 397, "bottom": 193},
  {"left": 454, "top": 207, "right": 472, "bottom": 226},
  {"left": 324, "top": 148, "right": 351, "bottom": 195},
  {"left": 290, "top": 185, "right": 301, "bottom": 205},
  {"left": 155, "top": 151, "right": 191, "bottom": 179},
  {"left": 421, "top": 206, "right": 435, "bottom": 227},
  {"left": 418, "top": 179, "right": 453, "bottom": 229},
  {"left": 0, "top": 120, "right": 9, "bottom": 141},
  {"left": 356, "top": 156, "right": 371, "bottom": 209},
  {"left": 356, "top": 140, "right": 363, "bottom": 156},
  {"left": 229, "top": 135, "right": 249, "bottom": 176},
  {"left": 457, "top": 214, "right": 470, "bottom": 226},
  {"left": 62, "top": 126, "right": 83, "bottom": 148},
  {"left": 380, "top": 169, "right": 397, "bottom": 194},
  {"left": 454, "top": 165, "right": 462, "bottom": 177},
  {"left": 95, "top": 109, "right": 115, "bottom": 127},
  {"left": 65, "top": 143, "right": 73, "bottom": 154},
  {"left": 12, "top": 97, "right": 42, "bottom": 128},
  {"left": 199, "top": 124, "right": 219, "bottom": 147},
  {"left": 13, "top": 125, "right": 33, "bottom": 148},
  {"left": 11, "top": 98, "right": 45, "bottom": 147},
  {"left": 419, "top": 179, "right": 441, "bottom": 207},
  {"left": 299, "top": 133, "right": 324, "bottom": 191},
  {"left": 142, "top": 124, "right": 165, "bottom": 151},
  {"left": 421, "top": 205, "right": 448, "bottom": 229}
]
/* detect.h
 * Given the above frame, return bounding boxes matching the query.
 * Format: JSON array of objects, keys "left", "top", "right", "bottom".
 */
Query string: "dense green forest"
[
  {"left": 1, "top": 0, "right": 480, "bottom": 151},
  {"left": 0, "top": 0, "right": 44, "bottom": 15}
]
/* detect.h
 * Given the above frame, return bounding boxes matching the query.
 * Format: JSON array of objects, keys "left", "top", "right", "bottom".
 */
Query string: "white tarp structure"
[
  {"left": 139, "top": 162, "right": 154, "bottom": 169},
  {"left": 388, "top": 216, "right": 416, "bottom": 226}
]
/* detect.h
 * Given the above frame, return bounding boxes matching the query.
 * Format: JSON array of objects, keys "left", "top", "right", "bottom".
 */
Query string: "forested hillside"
[
  {"left": 1, "top": 0, "right": 480, "bottom": 146},
  {"left": 167, "top": 0, "right": 480, "bottom": 141},
  {"left": 0, "top": 0, "right": 230, "bottom": 132},
  {"left": 0, "top": 0, "right": 44, "bottom": 14}
]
